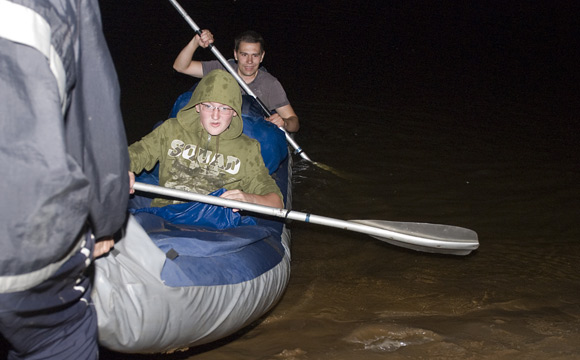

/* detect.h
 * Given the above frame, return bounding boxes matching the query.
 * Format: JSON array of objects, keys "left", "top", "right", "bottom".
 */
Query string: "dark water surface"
[{"left": 100, "top": 1, "right": 578, "bottom": 359}]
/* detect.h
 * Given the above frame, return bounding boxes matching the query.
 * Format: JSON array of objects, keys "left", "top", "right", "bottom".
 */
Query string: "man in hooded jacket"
[{"left": 128, "top": 69, "right": 282, "bottom": 210}]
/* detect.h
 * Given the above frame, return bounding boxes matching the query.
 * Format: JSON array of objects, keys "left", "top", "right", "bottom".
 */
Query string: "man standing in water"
[
  {"left": 173, "top": 29, "right": 300, "bottom": 133},
  {"left": 0, "top": 0, "right": 130, "bottom": 358}
]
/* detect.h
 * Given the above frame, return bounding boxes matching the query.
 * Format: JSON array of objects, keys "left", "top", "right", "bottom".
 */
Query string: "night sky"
[{"left": 101, "top": 1, "right": 578, "bottom": 159}]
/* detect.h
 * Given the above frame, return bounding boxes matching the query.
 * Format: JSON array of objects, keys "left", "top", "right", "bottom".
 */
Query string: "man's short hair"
[{"left": 234, "top": 30, "right": 265, "bottom": 53}]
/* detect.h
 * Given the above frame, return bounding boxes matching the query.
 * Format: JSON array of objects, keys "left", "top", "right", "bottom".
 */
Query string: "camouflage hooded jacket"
[{"left": 129, "top": 70, "right": 282, "bottom": 207}]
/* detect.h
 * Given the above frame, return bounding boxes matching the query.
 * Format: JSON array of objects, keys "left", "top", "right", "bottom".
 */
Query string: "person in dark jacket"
[{"left": 0, "top": 0, "right": 130, "bottom": 358}]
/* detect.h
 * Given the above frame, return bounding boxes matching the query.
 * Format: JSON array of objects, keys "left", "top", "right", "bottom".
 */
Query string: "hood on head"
[{"left": 177, "top": 69, "right": 243, "bottom": 140}]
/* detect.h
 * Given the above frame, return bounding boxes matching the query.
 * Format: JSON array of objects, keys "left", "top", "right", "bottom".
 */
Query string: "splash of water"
[{"left": 344, "top": 323, "right": 441, "bottom": 352}]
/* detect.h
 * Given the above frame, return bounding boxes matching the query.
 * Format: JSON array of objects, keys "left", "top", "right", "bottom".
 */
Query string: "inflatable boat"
[{"left": 92, "top": 92, "right": 292, "bottom": 354}]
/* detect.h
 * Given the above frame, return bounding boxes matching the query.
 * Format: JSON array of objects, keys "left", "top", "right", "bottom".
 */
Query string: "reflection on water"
[{"left": 101, "top": 1, "right": 578, "bottom": 359}]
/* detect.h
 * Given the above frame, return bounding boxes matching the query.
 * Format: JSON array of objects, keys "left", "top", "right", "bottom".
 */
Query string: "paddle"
[
  {"left": 133, "top": 182, "right": 479, "bottom": 256},
  {"left": 169, "top": 0, "right": 312, "bottom": 162}
]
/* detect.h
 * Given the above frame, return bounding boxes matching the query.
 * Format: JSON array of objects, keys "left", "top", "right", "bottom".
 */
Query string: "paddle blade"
[{"left": 350, "top": 220, "right": 479, "bottom": 256}]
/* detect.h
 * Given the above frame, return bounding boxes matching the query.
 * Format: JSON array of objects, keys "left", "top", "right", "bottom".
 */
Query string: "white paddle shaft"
[{"left": 133, "top": 182, "right": 478, "bottom": 254}]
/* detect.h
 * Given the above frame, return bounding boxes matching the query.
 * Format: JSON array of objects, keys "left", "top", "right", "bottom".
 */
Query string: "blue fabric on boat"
[
  {"left": 168, "top": 89, "right": 194, "bottom": 118},
  {"left": 133, "top": 215, "right": 284, "bottom": 286},
  {"left": 131, "top": 188, "right": 256, "bottom": 229},
  {"left": 129, "top": 169, "right": 256, "bottom": 230},
  {"left": 241, "top": 93, "right": 266, "bottom": 116},
  {"left": 133, "top": 213, "right": 274, "bottom": 258},
  {"left": 242, "top": 112, "right": 288, "bottom": 174}
]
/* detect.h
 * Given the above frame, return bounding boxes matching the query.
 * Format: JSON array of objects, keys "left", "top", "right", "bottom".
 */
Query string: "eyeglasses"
[{"left": 199, "top": 103, "right": 234, "bottom": 115}]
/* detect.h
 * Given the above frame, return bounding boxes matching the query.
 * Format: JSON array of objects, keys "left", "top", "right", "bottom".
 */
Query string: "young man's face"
[
  {"left": 234, "top": 42, "right": 265, "bottom": 78},
  {"left": 196, "top": 102, "right": 236, "bottom": 136}
]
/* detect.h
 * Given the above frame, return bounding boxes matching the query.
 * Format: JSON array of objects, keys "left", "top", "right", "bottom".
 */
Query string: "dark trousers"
[{"left": 0, "top": 233, "right": 97, "bottom": 360}]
